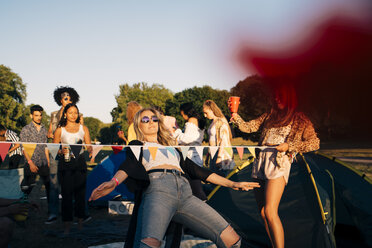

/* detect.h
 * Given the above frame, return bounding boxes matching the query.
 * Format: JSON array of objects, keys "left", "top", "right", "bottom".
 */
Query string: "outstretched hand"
[
  {"left": 231, "top": 181, "right": 261, "bottom": 191},
  {"left": 89, "top": 180, "right": 116, "bottom": 201}
]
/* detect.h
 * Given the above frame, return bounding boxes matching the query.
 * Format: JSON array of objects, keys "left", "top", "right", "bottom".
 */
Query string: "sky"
[{"left": 1, "top": 0, "right": 369, "bottom": 123}]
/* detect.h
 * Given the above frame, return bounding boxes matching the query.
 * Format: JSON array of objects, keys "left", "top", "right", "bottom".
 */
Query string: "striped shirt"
[{"left": 5, "top": 129, "right": 23, "bottom": 156}]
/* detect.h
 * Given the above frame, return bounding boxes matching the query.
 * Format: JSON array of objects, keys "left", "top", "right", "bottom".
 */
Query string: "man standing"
[
  {"left": 20, "top": 105, "right": 50, "bottom": 201},
  {"left": 0, "top": 124, "right": 23, "bottom": 169}
]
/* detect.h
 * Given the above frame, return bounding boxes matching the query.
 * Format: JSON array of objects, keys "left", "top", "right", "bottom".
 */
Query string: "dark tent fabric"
[
  {"left": 207, "top": 152, "right": 337, "bottom": 248},
  {"left": 86, "top": 149, "right": 134, "bottom": 202},
  {"left": 305, "top": 152, "right": 372, "bottom": 247}
]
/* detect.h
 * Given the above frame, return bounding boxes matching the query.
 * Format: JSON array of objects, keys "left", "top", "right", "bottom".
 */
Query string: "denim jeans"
[
  {"left": 137, "top": 171, "right": 231, "bottom": 248},
  {"left": 48, "top": 158, "right": 59, "bottom": 217}
]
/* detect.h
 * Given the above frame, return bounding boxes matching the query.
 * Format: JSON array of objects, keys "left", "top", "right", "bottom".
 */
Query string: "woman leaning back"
[
  {"left": 229, "top": 84, "right": 320, "bottom": 248},
  {"left": 90, "top": 107, "right": 260, "bottom": 248}
]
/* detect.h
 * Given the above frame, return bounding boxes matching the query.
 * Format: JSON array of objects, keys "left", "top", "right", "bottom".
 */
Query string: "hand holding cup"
[{"left": 228, "top": 96, "right": 240, "bottom": 115}]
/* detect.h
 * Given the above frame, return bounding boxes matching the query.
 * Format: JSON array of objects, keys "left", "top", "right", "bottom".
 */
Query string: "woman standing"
[
  {"left": 174, "top": 102, "right": 207, "bottom": 200},
  {"left": 90, "top": 108, "right": 260, "bottom": 248},
  {"left": 203, "top": 100, "right": 235, "bottom": 175},
  {"left": 230, "top": 85, "right": 320, "bottom": 248},
  {"left": 118, "top": 101, "right": 142, "bottom": 144},
  {"left": 53, "top": 103, "right": 92, "bottom": 235}
]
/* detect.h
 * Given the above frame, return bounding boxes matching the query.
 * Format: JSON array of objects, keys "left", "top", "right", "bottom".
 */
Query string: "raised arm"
[{"left": 231, "top": 113, "right": 268, "bottom": 134}]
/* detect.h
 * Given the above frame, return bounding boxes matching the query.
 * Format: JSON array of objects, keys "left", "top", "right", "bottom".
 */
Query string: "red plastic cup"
[{"left": 228, "top": 96, "right": 240, "bottom": 114}]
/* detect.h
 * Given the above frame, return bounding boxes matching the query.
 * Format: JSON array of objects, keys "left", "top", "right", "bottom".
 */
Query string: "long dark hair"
[
  {"left": 180, "top": 102, "right": 206, "bottom": 130},
  {"left": 58, "top": 103, "right": 81, "bottom": 127},
  {"left": 265, "top": 84, "right": 298, "bottom": 128}
]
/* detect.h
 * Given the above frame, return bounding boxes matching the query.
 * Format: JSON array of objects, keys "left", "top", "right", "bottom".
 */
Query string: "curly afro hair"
[{"left": 53, "top": 86, "right": 80, "bottom": 106}]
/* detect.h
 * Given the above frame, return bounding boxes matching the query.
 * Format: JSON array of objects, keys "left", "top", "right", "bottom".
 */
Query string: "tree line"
[{"left": 1, "top": 64, "right": 369, "bottom": 144}]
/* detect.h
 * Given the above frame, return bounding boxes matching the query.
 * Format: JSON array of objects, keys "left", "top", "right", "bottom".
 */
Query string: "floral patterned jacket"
[{"left": 232, "top": 112, "right": 320, "bottom": 156}]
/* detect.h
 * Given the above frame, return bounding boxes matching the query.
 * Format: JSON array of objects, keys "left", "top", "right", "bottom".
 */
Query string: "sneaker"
[
  {"left": 45, "top": 215, "right": 57, "bottom": 224},
  {"left": 73, "top": 215, "right": 92, "bottom": 225}
]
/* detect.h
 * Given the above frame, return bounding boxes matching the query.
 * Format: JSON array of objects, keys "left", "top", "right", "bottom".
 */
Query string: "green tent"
[{"left": 207, "top": 152, "right": 372, "bottom": 248}]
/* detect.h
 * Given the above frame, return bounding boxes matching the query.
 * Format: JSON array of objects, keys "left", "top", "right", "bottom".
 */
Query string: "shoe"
[
  {"left": 73, "top": 215, "right": 92, "bottom": 225},
  {"left": 45, "top": 215, "right": 57, "bottom": 224}
]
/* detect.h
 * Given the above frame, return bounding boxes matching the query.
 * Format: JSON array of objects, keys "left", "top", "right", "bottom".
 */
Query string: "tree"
[
  {"left": 84, "top": 117, "right": 103, "bottom": 142},
  {"left": 111, "top": 82, "right": 174, "bottom": 133},
  {"left": 0, "top": 65, "right": 27, "bottom": 132},
  {"left": 165, "top": 85, "right": 231, "bottom": 128},
  {"left": 230, "top": 75, "right": 272, "bottom": 140}
]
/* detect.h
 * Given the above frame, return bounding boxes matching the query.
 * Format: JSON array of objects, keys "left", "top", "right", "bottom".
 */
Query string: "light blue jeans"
[{"left": 136, "top": 171, "right": 232, "bottom": 248}]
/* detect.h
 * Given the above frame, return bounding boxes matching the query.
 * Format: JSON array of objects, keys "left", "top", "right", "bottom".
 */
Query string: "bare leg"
[
  {"left": 141, "top": 237, "right": 161, "bottom": 248},
  {"left": 253, "top": 180, "right": 274, "bottom": 247},
  {"left": 220, "top": 225, "right": 241, "bottom": 247},
  {"left": 264, "top": 177, "right": 286, "bottom": 248}
]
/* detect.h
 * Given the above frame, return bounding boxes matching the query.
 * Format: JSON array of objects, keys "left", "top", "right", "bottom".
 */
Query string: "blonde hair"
[
  {"left": 203, "top": 100, "right": 232, "bottom": 141},
  {"left": 133, "top": 108, "right": 177, "bottom": 146},
  {"left": 126, "top": 101, "right": 143, "bottom": 125}
]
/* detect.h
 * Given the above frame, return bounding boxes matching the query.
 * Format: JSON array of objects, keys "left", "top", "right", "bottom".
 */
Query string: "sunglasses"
[{"left": 140, "top": 115, "right": 159, "bottom": 123}]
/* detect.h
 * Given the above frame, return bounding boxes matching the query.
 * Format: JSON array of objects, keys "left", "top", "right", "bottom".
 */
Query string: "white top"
[
  {"left": 174, "top": 122, "right": 204, "bottom": 166},
  {"left": 61, "top": 125, "right": 85, "bottom": 144},
  {"left": 142, "top": 142, "right": 181, "bottom": 171}
]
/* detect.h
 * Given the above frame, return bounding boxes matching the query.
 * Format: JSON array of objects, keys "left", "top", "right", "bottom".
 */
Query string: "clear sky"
[{"left": 1, "top": 0, "right": 368, "bottom": 123}]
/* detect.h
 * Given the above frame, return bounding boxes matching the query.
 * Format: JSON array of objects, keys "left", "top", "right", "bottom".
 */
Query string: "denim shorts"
[{"left": 137, "top": 171, "right": 230, "bottom": 248}]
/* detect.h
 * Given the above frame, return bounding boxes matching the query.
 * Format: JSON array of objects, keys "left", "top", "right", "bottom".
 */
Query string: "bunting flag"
[
  {"left": 143, "top": 149, "right": 151, "bottom": 162},
  {"left": 236, "top": 147, "right": 244, "bottom": 160},
  {"left": 247, "top": 147, "right": 256, "bottom": 159},
  {"left": 180, "top": 147, "right": 189, "bottom": 160},
  {"left": 111, "top": 145, "right": 124, "bottom": 155},
  {"left": 195, "top": 146, "right": 204, "bottom": 161},
  {"left": 47, "top": 144, "right": 60, "bottom": 160},
  {"left": 148, "top": 147, "right": 158, "bottom": 160},
  {"left": 70, "top": 144, "right": 82, "bottom": 158},
  {"left": 0, "top": 143, "right": 11, "bottom": 161},
  {"left": 159, "top": 148, "right": 169, "bottom": 158},
  {"left": 224, "top": 147, "right": 233, "bottom": 158},
  {"left": 23, "top": 143, "right": 37, "bottom": 160},
  {"left": 209, "top": 147, "right": 219, "bottom": 160},
  {"left": 130, "top": 146, "right": 141, "bottom": 161},
  {"left": 90, "top": 145, "right": 103, "bottom": 162},
  {"left": 166, "top": 147, "right": 176, "bottom": 157}
]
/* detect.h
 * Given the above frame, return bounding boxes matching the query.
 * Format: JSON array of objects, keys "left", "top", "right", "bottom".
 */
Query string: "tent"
[
  {"left": 86, "top": 149, "right": 134, "bottom": 203},
  {"left": 207, "top": 152, "right": 372, "bottom": 248}
]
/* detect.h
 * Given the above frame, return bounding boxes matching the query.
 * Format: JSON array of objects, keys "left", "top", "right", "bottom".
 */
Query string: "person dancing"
[
  {"left": 90, "top": 107, "right": 260, "bottom": 248},
  {"left": 230, "top": 84, "right": 320, "bottom": 248}
]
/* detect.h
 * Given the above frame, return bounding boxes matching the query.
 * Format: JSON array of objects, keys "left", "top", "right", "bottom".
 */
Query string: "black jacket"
[{"left": 121, "top": 140, "right": 213, "bottom": 248}]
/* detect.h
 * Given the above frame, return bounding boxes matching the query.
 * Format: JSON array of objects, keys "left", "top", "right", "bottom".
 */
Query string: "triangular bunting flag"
[
  {"left": 247, "top": 147, "right": 256, "bottom": 159},
  {"left": 159, "top": 148, "right": 169, "bottom": 158},
  {"left": 224, "top": 147, "right": 233, "bottom": 157},
  {"left": 0, "top": 143, "right": 11, "bottom": 161},
  {"left": 90, "top": 145, "right": 103, "bottom": 162},
  {"left": 130, "top": 146, "right": 141, "bottom": 161},
  {"left": 209, "top": 147, "right": 219, "bottom": 160},
  {"left": 111, "top": 145, "right": 123, "bottom": 155},
  {"left": 236, "top": 147, "right": 244, "bottom": 160},
  {"left": 143, "top": 149, "right": 151, "bottom": 162},
  {"left": 70, "top": 144, "right": 83, "bottom": 158},
  {"left": 148, "top": 147, "right": 158, "bottom": 160},
  {"left": 23, "top": 143, "right": 37, "bottom": 160},
  {"left": 195, "top": 146, "right": 204, "bottom": 161},
  {"left": 180, "top": 147, "right": 189, "bottom": 160},
  {"left": 47, "top": 144, "right": 60, "bottom": 160},
  {"left": 166, "top": 147, "right": 176, "bottom": 157}
]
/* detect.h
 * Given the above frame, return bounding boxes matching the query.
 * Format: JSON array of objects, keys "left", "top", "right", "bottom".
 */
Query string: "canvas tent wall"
[
  {"left": 207, "top": 152, "right": 337, "bottom": 248},
  {"left": 86, "top": 149, "right": 133, "bottom": 203}
]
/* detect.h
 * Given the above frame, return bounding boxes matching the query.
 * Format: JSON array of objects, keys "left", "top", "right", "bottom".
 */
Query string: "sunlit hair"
[
  {"left": 265, "top": 84, "right": 298, "bottom": 128},
  {"left": 58, "top": 103, "right": 80, "bottom": 127},
  {"left": 203, "top": 100, "right": 232, "bottom": 140},
  {"left": 126, "top": 101, "right": 143, "bottom": 125},
  {"left": 133, "top": 108, "right": 177, "bottom": 146}
]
